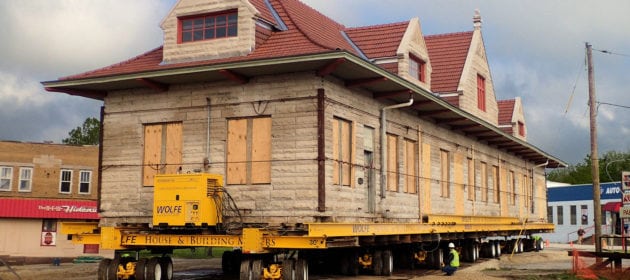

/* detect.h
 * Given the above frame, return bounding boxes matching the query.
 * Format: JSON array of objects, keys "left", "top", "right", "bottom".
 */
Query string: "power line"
[
  {"left": 597, "top": 101, "right": 630, "bottom": 110},
  {"left": 593, "top": 48, "right": 630, "bottom": 58}
]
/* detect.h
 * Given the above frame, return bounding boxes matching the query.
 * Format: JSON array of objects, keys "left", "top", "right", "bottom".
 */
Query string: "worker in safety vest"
[{"left": 442, "top": 242, "right": 459, "bottom": 276}]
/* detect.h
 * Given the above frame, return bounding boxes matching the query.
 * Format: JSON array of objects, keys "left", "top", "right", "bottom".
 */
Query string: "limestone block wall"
[{"left": 98, "top": 71, "right": 547, "bottom": 227}]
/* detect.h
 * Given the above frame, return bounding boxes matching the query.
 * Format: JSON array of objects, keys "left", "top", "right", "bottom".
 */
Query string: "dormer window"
[
  {"left": 477, "top": 74, "right": 486, "bottom": 111},
  {"left": 518, "top": 121, "right": 525, "bottom": 137},
  {"left": 409, "top": 55, "right": 426, "bottom": 82},
  {"left": 178, "top": 11, "right": 238, "bottom": 43}
]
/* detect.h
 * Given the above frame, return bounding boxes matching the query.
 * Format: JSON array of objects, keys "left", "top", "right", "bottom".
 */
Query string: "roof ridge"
[
  {"left": 346, "top": 20, "right": 410, "bottom": 31},
  {"left": 60, "top": 46, "right": 164, "bottom": 81},
  {"left": 425, "top": 30, "right": 473, "bottom": 38}
]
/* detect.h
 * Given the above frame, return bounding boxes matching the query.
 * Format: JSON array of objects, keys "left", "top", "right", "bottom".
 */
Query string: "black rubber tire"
[
  {"left": 98, "top": 259, "right": 111, "bottom": 280},
  {"left": 240, "top": 259, "right": 252, "bottom": 280},
  {"left": 134, "top": 258, "right": 148, "bottom": 280},
  {"left": 382, "top": 250, "right": 393, "bottom": 276},
  {"left": 373, "top": 251, "right": 383, "bottom": 276},
  {"left": 282, "top": 259, "right": 295, "bottom": 280},
  {"left": 295, "top": 259, "right": 308, "bottom": 280},
  {"left": 251, "top": 259, "right": 262, "bottom": 280},
  {"left": 107, "top": 258, "right": 120, "bottom": 280},
  {"left": 222, "top": 251, "right": 234, "bottom": 274},
  {"left": 159, "top": 257, "right": 173, "bottom": 280},
  {"left": 146, "top": 257, "right": 162, "bottom": 280}
]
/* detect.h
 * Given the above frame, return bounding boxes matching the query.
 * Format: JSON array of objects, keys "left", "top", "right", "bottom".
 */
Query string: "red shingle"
[
  {"left": 497, "top": 99, "right": 516, "bottom": 125},
  {"left": 345, "top": 21, "right": 409, "bottom": 59},
  {"left": 425, "top": 31, "right": 473, "bottom": 93},
  {"left": 62, "top": 0, "right": 355, "bottom": 81}
]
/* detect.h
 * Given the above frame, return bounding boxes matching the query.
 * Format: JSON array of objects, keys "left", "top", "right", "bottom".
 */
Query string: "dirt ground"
[{"left": 0, "top": 244, "right": 609, "bottom": 280}]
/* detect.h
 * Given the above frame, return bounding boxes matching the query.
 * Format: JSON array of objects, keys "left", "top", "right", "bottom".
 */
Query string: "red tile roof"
[
  {"left": 62, "top": 0, "right": 357, "bottom": 81},
  {"left": 345, "top": 21, "right": 409, "bottom": 59},
  {"left": 497, "top": 99, "right": 516, "bottom": 125},
  {"left": 424, "top": 31, "right": 473, "bottom": 93}
]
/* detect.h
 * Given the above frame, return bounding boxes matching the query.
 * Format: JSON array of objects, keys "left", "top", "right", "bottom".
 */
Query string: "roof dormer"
[
  {"left": 160, "top": 0, "right": 259, "bottom": 64},
  {"left": 396, "top": 18, "right": 432, "bottom": 90}
]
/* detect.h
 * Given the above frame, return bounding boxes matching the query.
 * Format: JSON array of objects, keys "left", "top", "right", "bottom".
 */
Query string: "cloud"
[
  {"left": 0, "top": 0, "right": 173, "bottom": 143},
  {"left": 0, "top": 0, "right": 171, "bottom": 78}
]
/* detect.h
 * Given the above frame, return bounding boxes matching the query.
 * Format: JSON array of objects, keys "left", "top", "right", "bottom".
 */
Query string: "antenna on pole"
[{"left": 586, "top": 42, "right": 602, "bottom": 254}]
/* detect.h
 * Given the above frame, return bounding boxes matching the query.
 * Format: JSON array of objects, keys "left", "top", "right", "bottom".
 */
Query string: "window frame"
[
  {"left": 409, "top": 54, "right": 426, "bottom": 82},
  {"left": 143, "top": 122, "right": 183, "bottom": 187},
  {"left": 79, "top": 170, "right": 92, "bottom": 194},
  {"left": 18, "top": 167, "right": 33, "bottom": 192},
  {"left": 59, "top": 169, "right": 72, "bottom": 194},
  {"left": 477, "top": 74, "right": 486, "bottom": 111},
  {"left": 557, "top": 205, "right": 564, "bottom": 225},
  {"left": 518, "top": 121, "right": 525, "bottom": 137},
  {"left": 480, "top": 162, "right": 488, "bottom": 202},
  {"left": 178, "top": 10, "right": 238, "bottom": 44},
  {"left": 0, "top": 166, "right": 12, "bottom": 191},
  {"left": 570, "top": 205, "right": 577, "bottom": 225}
]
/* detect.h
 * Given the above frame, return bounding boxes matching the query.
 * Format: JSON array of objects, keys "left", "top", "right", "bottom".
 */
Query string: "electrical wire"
[
  {"left": 597, "top": 101, "right": 630, "bottom": 110},
  {"left": 593, "top": 48, "right": 630, "bottom": 58}
]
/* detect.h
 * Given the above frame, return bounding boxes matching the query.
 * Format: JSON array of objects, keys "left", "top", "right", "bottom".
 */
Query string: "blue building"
[{"left": 541, "top": 181, "right": 622, "bottom": 243}]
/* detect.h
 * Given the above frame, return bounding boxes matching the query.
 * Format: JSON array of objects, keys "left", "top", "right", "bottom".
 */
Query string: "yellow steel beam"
[
  {"left": 60, "top": 222, "right": 99, "bottom": 235},
  {"left": 261, "top": 236, "right": 326, "bottom": 249},
  {"left": 307, "top": 220, "right": 554, "bottom": 237},
  {"left": 70, "top": 233, "right": 101, "bottom": 245},
  {"left": 120, "top": 234, "right": 242, "bottom": 247},
  {"left": 426, "top": 214, "right": 521, "bottom": 225}
]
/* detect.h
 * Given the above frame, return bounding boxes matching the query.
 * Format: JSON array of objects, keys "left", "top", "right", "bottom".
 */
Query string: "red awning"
[
  {"left": 0, "top": 198, "right": 98, "bottom": 219},
  {"left": 602, "top": 201, "right": 621, "bottom": 212}
]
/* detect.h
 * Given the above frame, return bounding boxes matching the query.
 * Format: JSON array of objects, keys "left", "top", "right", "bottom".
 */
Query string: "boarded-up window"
[
  {"left": 332, "top": 118, "right": 352, "bottom": 186},
  {"left": 440, "top": 150, "right": 450, "bottom": 198},
  {"left": 492, "top": 165, "right": 500, "bottom": 203},
  {"left": 404, "top": 139, "right": 417, "bottom": 194},
  {"left": 522, "top": 174, "right": 529, "bottom": 208},
  {"left": 467, "top": 158, "right": 475, "bottom": 201},
  {"left": 227, "top": 117, "right": 271, "bottom": 185},
  {"left": 509, "top": 170, "right": 516, "bottom": 205},
  {"left": 481, "top": 162, "right": 488, "bottom": 202},
  {"left": 143, "top": 122, "right": 183, "bottom": 186},
  {"left": 387, "top": 134, "right": 398, "bottom": 192}
]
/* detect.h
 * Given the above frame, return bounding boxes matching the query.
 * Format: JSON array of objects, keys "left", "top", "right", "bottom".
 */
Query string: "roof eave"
[{"left": 41, "top": 50, "right": 567, "bottom": 168}]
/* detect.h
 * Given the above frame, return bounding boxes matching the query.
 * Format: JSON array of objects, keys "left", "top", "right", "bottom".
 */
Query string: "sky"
[{"left": 1, "top": 0, "right": 629, "bottom": 165}]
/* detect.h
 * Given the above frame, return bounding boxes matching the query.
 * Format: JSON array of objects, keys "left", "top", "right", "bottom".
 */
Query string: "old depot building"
[
  {"left": 0, "top": 141, "right": 101, "bottom": 263},
  {"left": 43, "top": 0, "right": 564, "bottom": 231}
]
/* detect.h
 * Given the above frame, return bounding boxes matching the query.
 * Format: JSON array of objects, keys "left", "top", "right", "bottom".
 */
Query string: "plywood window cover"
[
  {"left": 387, "top": 134, "right": 398, "bottom": 192},
  {"left": 332, "top": 117, "right": 353, "bottom": 187},
  {"left": 226, "top": 117, "right": 271, "bottom": 185},
  {"left": 404, "top": 139, "right": 417, "bottom": 194},
  {"left": 440, "top": 149, "right": 450, "bottom": 198},
  {"left": 143, "top": 122, "right": 183, "bottom": 186}
]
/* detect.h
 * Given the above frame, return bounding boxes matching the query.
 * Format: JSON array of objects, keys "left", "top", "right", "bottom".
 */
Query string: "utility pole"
[{"left": 586, "top": 42, "right": 602, "bottom": 254}]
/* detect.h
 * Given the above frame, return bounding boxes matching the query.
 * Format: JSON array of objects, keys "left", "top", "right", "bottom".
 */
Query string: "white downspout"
[
  {"left": 380, "top": 97, "right": 414, "bottom": 199},
  {"left": 531, "top": 160, "right": 549, "bottom": 218}
]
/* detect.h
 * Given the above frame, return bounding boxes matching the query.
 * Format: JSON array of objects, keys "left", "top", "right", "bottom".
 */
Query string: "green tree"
[
  {"left": 62, "top": 117, "right": 100, "bottom": 145},
  {"left": 547, "top": 150, "right": 630, "bottom": 184}
]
